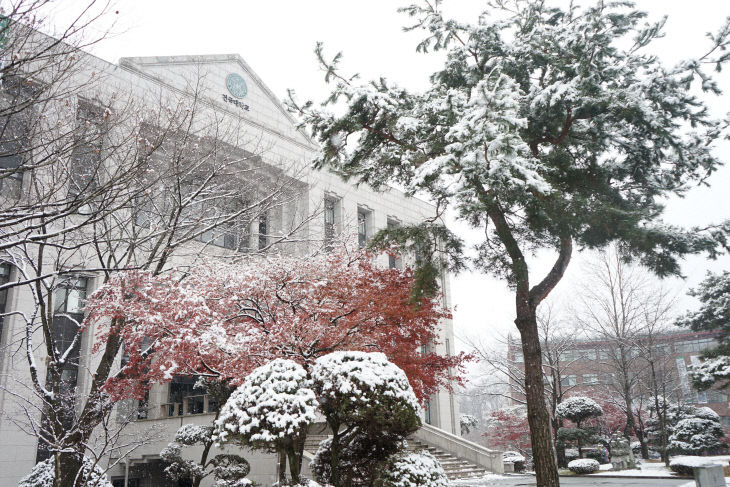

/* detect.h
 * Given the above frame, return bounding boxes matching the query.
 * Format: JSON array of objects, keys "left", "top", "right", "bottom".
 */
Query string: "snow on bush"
[
  {"left": 669, "top": 456, "right": 725, "bottom": 476},
  {"left": 460, "top": 414, "right": 479, "bottom": 435},
  {"left": 502, "top": 451, "right": 526, "bottom": 463},
  {"left": 311, "top": 351, "right": 419, "bottom": 413},
  {"left": 374, "top": 451, "right": 449, "bottom": 487},
  {"left": 556, "top": 397, "right": 603, "bottom": 422},
  {"left": 668, "top": 417, "right": 726, "bottom": 454},
  {"left": 567, "top": 458, "right": 600, "bottom": 474},
  {"left": 161, "top": 423, "right": 251, "bottom": 486},
  {"left": 213, "top": 358, "right": 318, "bottom": 446},
  {"left": 19, "top": 457, "right": 113, "bottom": 487}
]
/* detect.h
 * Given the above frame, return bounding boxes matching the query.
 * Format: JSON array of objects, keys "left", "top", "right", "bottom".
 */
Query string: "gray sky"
[{"left": 74, "top": 0, "right": 730, "bottom": 358}]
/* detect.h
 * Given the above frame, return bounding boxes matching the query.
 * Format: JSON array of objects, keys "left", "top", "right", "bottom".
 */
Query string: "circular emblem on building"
[{"left": 226, "top": 73, "right": 248, "bottom": 98}]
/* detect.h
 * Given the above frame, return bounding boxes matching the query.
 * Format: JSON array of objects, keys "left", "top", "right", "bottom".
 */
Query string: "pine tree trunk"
[{"left": 517, "top": 308, "right": 560, "bottom": 487}]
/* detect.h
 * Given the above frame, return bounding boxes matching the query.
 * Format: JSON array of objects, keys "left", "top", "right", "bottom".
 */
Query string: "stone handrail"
[{"left": 412, "top": 423, "right": 504, "bottom": 474}]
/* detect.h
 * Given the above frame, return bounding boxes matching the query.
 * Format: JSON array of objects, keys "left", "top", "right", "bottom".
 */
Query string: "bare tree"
[
  {"left": 575, "top": 246, "right": 677, "bottom": 460},
  {"left": 468, "top": 306, "right": 580, "bottom": 465}
]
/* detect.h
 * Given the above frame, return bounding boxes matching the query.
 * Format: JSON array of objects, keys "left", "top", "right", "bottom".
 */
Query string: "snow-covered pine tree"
[
  {"left": 288, "top": 2, "right": 730, "bottom": 485},
  {"left": 679, "top": 271, "right": 730, "bottom": 389},
  {"left": 668, "top": 417, "right": 726, "bottom": 455}
]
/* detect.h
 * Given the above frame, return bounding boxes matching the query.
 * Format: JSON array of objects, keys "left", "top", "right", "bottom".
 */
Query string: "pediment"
[{"left": 119, "top": 54, "right": 314, "bottom": 148}]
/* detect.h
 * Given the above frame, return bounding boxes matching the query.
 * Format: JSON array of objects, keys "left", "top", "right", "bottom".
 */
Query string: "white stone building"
[{"left": 0, "top": 32, "right": 500, "bottom": 486}]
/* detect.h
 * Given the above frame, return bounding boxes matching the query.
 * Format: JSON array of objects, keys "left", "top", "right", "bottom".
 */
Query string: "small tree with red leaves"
[{"left": 483, "top": 406, "right": 532, "bottom": 457}]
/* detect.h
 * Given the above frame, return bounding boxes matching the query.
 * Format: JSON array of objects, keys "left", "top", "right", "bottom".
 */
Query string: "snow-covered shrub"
[
  {"left": 567, "top": 459, "right": 600, "bottom": 474},
  {"left": 214, "top": 359, "right": 317, "bottom": 484},
  {"left": 19, "top": 457, "right": 112, "bottom": 487},
  {"left": 311, "top": 351, "right": 420, "bottom": 428},
  {"left": 374, "top": 451, "right": 449, "bottom": 487},
  {"left": 669, "top": 456, "right": 725, "bottom": 476},
  {"left": 311, "top": 430, "right": 406, "bottom": 486},
  {"left": 668, "top": 417, "right": 726, "bottom": 454},
  {"left": 161, "top": 424, "right": 250, "bottom": 486},
  {"left": 556, "top": 397, "right": 603, "bottom": 423},
  {"left": 311, "top": 352, "right": 421, "bottom": 486},
  {"left": 502, "top": 451, "right": 526, "bottom": 472},
  {"left": 460, "top": 414, "right": 479, "bottom": 435}
]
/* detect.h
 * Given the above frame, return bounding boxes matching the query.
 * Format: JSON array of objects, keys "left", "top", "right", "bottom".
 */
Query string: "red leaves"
[
  {"left": 87, "top": 249, "right": 468, "bottom": 402},
  {"left": 483, "top": 407, "right": 532, "bottom": 452}
]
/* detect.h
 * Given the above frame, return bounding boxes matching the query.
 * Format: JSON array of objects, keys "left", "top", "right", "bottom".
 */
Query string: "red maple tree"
[
  {"left": 483, "top": 406, "right": 532, "bottom": 454},
  {"left": 86, "top": 249, "right": 468, "bottom": 401}
]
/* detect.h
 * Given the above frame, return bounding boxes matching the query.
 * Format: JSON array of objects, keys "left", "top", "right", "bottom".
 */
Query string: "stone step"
[{"left": 302, "top": 436, "right": 491, "bottom": 481}]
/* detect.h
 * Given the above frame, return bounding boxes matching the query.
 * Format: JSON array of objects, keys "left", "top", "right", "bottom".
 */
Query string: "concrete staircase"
[
  {"left": 406, "top": 438, "right": 489, "bottom": 480},
  {"left": 302, "top": 433, "right": 494, "bottom": 481}
]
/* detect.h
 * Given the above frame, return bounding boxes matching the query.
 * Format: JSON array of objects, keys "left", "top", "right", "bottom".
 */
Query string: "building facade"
[
  {"left": 507, "top": 330, "right": 729, "bottom": 424},
  {"left": 0, "top": 37, "right": 461, "bottom": 486}
]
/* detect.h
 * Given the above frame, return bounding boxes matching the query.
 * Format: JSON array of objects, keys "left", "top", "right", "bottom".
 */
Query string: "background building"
[{"left": 506, "top": 330, "right": 729, "bottom": 424}]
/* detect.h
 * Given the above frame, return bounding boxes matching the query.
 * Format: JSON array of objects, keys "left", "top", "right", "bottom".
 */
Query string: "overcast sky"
[{"left": 68, "top": 0, "right": 730, "bottom": 360}]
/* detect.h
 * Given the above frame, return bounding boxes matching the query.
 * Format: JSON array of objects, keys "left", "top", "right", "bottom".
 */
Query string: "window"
[
  {"left": 597, "top": 348, "right": 610, "bottom": 360},
  {"left": 582, "top": 374, "right": 599, "bottom": 385},
  {"left": 513, "top": 351, "right": 524, "bottom": 363},
  {"left": 167, "top": 376, "right": 214, "bottom": 416},
  {"left": 561, "top": 375, "right": 577, "bottom": 387},
  {"left": 560, "top": 350, "right": 577, "bottom": 362},
  {"left": 424, "top": 400, "right": 431, "bottom": 425},
  {"left": 52, "top": 276, "right": 89, "bottom": 388},
  {"left": 0, "top": 78, "right": 33, "bottom": 201},
  {"left": 0, "top": 262, "right": 10, "bottom": 342},
  {"left": 324, "top": 197, "right": 338, "bottom": 251},
  {"left": 357, "top": 208, "right": 369, "bottom": 249},
  {"left": 0, "top": 115, "right": 27, "bottom": 200},
  {"left": 68, "top": 102, "right": 105, "bottom": 200},
  {"left": 387, "top": 218, "right": 401, "bottom": 269},
  {"left": 707, "top": 390, "right": 728, "bottom": 404},
  {"left": 258, "top": 213, "right": 268, "bottom": 250}
]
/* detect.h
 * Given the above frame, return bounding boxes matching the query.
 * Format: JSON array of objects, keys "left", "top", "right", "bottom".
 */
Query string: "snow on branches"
[
  {"left": 556, "top": 397, "right": 603, "bottom": 424},
  {"left": 19, "top": 457, "right": 112, "bottom": 487},
  {"left": 679, "top": 271, "right": 730, "bottom": 390},
  {"left": 86, "top": 248, "right": 466, "bottom": 401},
  {"left": 213, "top": 359, "right": 317, "bottom": 447},
  {"left": 376, "top": 451, "right": 449, "bottom": 487},
  {"left": 311, "top": 351, "right": 420, "bottom": 416},
  {"left": 460, "top": 413, "right": 479, "bottom": 435}
]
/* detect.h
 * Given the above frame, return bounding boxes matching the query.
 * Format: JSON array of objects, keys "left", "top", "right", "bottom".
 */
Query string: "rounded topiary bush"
[
  {"left": 374, "top": 451, "right": 449, "bottom": 487},
  {"left": 567, "top": 458, "right": 600, "bottom": 474}
]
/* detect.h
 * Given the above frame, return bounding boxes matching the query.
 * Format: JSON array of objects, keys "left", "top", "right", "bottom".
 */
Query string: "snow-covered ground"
[
  {"left": 450, "top": 474, "right": 515, "bottom": 486},
  {"left": 592, "top": 460, "right": 674, "bottom": 477}
]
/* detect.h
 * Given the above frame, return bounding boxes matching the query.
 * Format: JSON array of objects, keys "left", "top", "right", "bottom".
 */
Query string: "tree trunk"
[
  {"left": 328, "top": 418, "right": 341, "bottom": 487},
  {"left": 57, "top": 452, "right": 84, "bottom": 487},
  {"left": 517, "top": 308, "right": 560, "bottom": 487},
  {"left": 287, "top": 445, "right": 301, "bottom": 485},
  {"left": 278, "top": 451, "right": 287, "bottom": 484},
  {"left": 635, "top": 429, "right": 649, "bottom": 460}
]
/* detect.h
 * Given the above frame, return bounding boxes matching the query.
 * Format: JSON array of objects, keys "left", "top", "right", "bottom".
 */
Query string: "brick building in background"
[{"left": 506, "top": 329, "right": 730, "bottom": 425}]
